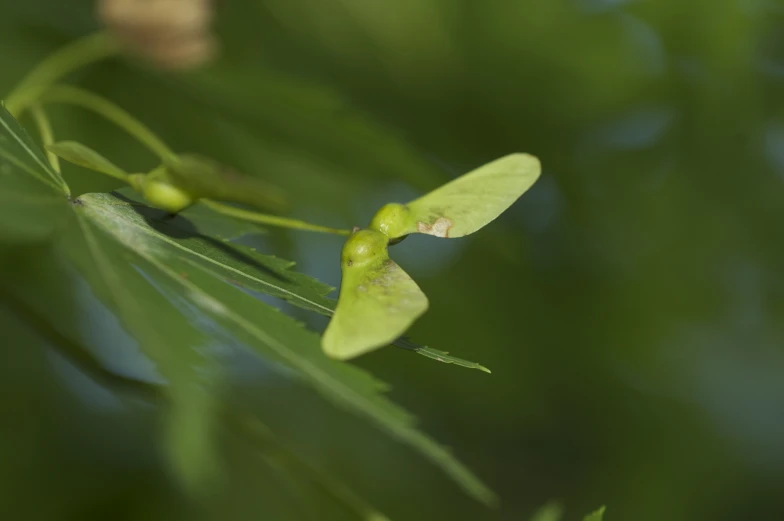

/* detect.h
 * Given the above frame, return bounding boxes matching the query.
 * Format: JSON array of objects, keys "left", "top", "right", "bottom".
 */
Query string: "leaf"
[
  {"left": 166, "top": 65, "right": 449, "bottom": 192},
  {"left": 393, "top": 338, "right": 491, "bottom": 374},
  {"left": 47, "top": 140, "right": 129, "bottom": 181},
  {"left": 370, "top": 153, "right": 541, "bottom": 239},
  {"left": 322, "top": 229, "right": 429, "bottom": 360},
  {"left": 237, "top": 415, "right": 392, "bottom": 521},
  {"left": 101, "top": 190, "right": 337, "bottom": 314},
  {"left": 529, "top": 502, "right": 564, "bottom": 521},
  {"left": 61, "top": 208, "right": 225, "bottom": 495},
  {"left": 0, "top": 105, "right": 69, "bottom": 242},
  {"left": 68, "top": 192, "right": 496, "bottom": 505},
  {"left": 584, "top": 506, "right": 606, "bottom": 521}
]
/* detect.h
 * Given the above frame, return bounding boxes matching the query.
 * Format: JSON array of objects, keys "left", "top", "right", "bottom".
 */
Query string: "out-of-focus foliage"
[
  {"left": 527, "top": 502, "right": 604, "bottom": 521},
  {"left": 3, "top": 1, "right": 784, "bottom": 521},
  {"left": 0, "top": 102, "right": 493, "bottom": 517}
]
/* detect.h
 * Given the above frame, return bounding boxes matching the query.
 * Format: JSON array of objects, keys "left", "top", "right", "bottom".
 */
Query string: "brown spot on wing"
[{"left": 417, "top": 217, "right": 453, "bottom": 238}]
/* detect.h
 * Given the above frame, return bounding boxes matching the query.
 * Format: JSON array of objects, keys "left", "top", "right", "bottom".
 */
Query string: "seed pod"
[
  {"left": 129, "top": 171, "right": 195, "bottom": 213},
  {"left": 322, "top": 229, "right": 429, "bottom": 360},
  {"left": 368, "top": 153, "right": 541, "bottom": 240},
  {"left": 323, "top": 153, "right": 542, "bottom": 361}
]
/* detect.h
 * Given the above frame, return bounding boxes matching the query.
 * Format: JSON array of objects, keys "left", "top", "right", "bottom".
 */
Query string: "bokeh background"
[{"left": 2, "top": 1, "right": 784, "bottom": 520}]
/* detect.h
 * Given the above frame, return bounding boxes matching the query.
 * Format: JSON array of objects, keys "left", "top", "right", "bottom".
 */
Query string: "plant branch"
[
  {"left": 5, "top": 32, "right": 119, "bottom": 117},
  {"left": 202, "top": 199, "right": 352, "bottom": 236},
  {"left": 39, "top": 85, "right": 175, "bottom": 160}
]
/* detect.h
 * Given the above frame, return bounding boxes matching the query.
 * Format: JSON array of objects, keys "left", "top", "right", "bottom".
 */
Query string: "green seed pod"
[
  {"left": 142, "top": 178, "right": 195, "bottom": 213},
  {"left": 371, "top": 153, "right": 541, "bottom": 240},
  {"left": 322, "top": 152, "right": 542, "bottom": 361},
  {"left": 322, "top": 228, "right": 428, "bottom": 360},
  {"left": 341, "top": 228, "right": 390, "bottom": 268},
  {"left": 368, "top": 203, "right": 411, "bottom": 241}
]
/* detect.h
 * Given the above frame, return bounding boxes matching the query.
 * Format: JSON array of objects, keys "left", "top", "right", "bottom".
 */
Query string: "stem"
[
  {"left": 202, "top": 199, "right": 352, "bottom": 236},
  {"left": 39, "top": 85, "right": 175, "bottom": 160},
  {"left": 28, "top": 104, "right": 72, "bottom": 196},
  {"left": 5, "top": 32, "right": 119, "bottom": 117},
  {"left": 29, "top": 105, "right": 60, "bottom": 173}
]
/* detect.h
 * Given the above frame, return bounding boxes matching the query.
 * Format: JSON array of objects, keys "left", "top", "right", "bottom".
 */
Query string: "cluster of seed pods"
[{"left": 322, "top": 153, "right": 541, "bottom": 360}]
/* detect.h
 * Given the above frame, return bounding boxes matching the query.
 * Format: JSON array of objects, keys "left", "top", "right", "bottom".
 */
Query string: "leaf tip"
[{"left": 583, "top": 505, "right": 606, "bottom": 521}]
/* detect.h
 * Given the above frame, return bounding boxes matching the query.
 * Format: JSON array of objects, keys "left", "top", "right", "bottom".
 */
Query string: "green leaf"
[
  {"left": 370, "top": 153, "right": 541, "bottom": 239},
  {"left": 103, "top": 190, "right": 337, "bottom": 314},
  {"left": 66, "top": 192, "right": 495, "bottom": 505},
  {"left": 584, "top": 506, "right": 606, "bottom": 521},
  {"left": 529, "top": 502, "right": 564, "bottom": 521},
  {"left": 60, "top": 207, "right": 224, "bottom": 496},
  {"left": 237, "top": 416, "right": 391, "bottom": 521},
  {"left": 322, "top": 229, "right": 429, "bottom": 360},
  {"left": 47, "top": 140, "right": 129, "bottom": 182},
  {"left": 394, "top": 338, "right": 491, "bottom": 374},
  {"left": 168, "top": 65, "right": 448, "bottom": 192},
  {"left": 0, "top": 105, "right": 69, "bottom": 242}
]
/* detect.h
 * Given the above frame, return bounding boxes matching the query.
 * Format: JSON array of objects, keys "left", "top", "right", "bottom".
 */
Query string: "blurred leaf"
[
  {"left": 583, "top": 506, "right": 606, "bottom": 521},
  {"left": 48, "top": 139, "right": 129, "bottom": 181},
  {"left": 237, "top": 415, "right": 392, "bottom": 521},
  {"left": 529, "top": 502, "right": 564, "bottom": 521},
  {"left": 61, "top": 206, "right": 225, "bottom": 496},
  {"left": 165, "top": 65, "right": 447, "bottom": 191},
  {"left": 0, "top": 105, "right": 69, "bottom": 242}
]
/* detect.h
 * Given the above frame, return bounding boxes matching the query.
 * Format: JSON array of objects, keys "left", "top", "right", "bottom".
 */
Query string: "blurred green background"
[{"left": 3, "top": 0, "right": 784, "bottom": 520}]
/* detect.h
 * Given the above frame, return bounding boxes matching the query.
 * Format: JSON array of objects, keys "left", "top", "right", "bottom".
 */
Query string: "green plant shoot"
[
  {"left": 323, "top": 153, "right": 541, "bottom": 360},
  {"left": 322, "top": 229, "right": 429, "bottom": 360},
  {"left": 47, "top": 140, "right": 129, "bottom": 182},
  {"left": 369, "top": 153, "right": 541, "bottom": 240},
  {"left": 47, "top": 141, "right": 286, "bottom": 214},
  {"left": 46, "top": 140, "right": 350, "bottom": 235}
]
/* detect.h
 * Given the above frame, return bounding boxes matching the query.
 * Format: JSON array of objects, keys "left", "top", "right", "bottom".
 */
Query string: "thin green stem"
[
  {"left": 202, "top": 199, "right": 352, "bottom": 236},
  {"left": 5, "top": 32, "right": 119, "bottom": 117},
  {"left": 29, "top": 105, "right": 61, "bottom": 173},
  {"left": 39, "top": 85, "right": 175, "bottom": 160}
]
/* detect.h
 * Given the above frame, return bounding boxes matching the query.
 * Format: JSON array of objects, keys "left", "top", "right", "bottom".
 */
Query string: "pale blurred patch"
[{"left": 98, "top": 0, "right": 218, "bottom": 70}]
